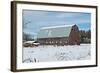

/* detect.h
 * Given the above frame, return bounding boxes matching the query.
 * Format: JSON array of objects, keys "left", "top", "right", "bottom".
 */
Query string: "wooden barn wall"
[
  {"left": 68, "top": 25, "right": 80, "bottom": 45},
  {"left": 37, "top": 37, "right": 68, "bottom": 45}
]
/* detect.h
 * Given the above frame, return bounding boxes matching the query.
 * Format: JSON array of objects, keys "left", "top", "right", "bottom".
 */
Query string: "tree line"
[
  {"left": 23, "top": 32, "right": 34, "bottom": 42},
  {"left": 79, "top": 30, "right": 91, "bottom": 43}
]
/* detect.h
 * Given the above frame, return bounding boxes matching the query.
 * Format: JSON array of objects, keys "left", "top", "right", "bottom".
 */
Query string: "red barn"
[{"left": 37, "top": 24, "right": 80, "bottom": 45}]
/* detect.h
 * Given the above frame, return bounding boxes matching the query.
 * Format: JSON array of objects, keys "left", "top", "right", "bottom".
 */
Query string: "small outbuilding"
[{"left": 37, "top": 24, "right": 80, "bottom": 45}]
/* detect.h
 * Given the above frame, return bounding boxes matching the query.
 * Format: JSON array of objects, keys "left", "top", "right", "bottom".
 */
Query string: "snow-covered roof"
[
  {"left": 24, "top": 41, "right": 35, "bottom": 44},
  {"left": 37, "top": 24, "right": 76, "bottom": 38},
  {"left": 41, "top": 24, "right": 75, "bottom": 30}
]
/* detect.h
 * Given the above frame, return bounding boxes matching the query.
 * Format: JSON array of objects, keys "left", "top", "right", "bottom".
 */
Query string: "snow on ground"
[{"left": 22, "top": 44, "right": 91, "bottom": 63}]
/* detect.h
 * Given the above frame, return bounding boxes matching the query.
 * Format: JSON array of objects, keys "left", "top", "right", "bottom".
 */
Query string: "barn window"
[
  {"left": 51, "top": 41, "right": 53, "bottom": 43},
  {"left": 50, "top": 41, "right": 52, "bottom": 44},
  {"left": 56, "top": 41, "right": 57, "bottom": 43},
  {"left": 60, "top": 41, "right": 62, "bottom": 43}
]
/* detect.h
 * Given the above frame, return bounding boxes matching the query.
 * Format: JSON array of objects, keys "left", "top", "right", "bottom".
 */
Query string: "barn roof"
[{"left": 37, "top": 24, "right": 75, "bottom": 38}]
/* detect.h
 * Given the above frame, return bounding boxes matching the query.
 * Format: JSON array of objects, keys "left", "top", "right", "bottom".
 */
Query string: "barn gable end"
[{"left": 68, "top": 25, "right": 80, "bottom": 45}]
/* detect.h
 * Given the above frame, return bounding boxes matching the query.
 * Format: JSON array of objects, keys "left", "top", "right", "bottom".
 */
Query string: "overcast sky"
[{"left": 23, "top": 10, "right": 91, "bottom": 35}]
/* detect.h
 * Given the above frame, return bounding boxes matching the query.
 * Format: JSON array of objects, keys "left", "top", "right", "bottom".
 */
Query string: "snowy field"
[{"left": 22, "top": 44, "right": 91, "bottom": 63}]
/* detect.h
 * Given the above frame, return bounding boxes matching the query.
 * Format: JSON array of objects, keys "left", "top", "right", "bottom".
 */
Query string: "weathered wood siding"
[
  {"left": 68, "top": 25, "right": 80, "bottom": 45},
  {"left": 37, "top": 37, "right": 68, "bottom": 45}
]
